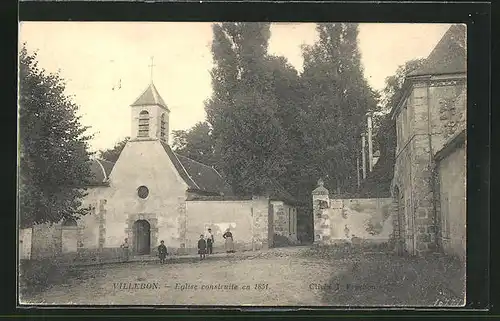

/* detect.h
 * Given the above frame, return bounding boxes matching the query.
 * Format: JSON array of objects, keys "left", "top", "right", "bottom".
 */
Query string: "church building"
[{"left": 26, "top": 81, "right": 299, "bottom": 262}]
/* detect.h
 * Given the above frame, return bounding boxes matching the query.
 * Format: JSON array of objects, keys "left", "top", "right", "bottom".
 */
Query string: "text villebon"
[{"left": 114, "top": 282, "right": 160, "bottom": 290}]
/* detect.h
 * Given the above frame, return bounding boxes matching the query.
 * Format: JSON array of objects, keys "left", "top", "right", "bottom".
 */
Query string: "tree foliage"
[
  {"left": 99, "top": 137, "right": 129, "bottom": 163},
  {"left": 171, "top": 122, "right": 217, "bottom": 166},
  {"left": 205, "top": 23, "right": 288, "bottom": 195},
  {"left": 299, "top": 23, "right": 379, "bottom": 194},
  {"left": 19, "top": 45, "right": 94, "bottom": 228},
  {"left": 202, "top": 22, "right": 381, "bottom": 202},
  {"left": 360, "top": 58, "right": 427, "bottom": 196}
]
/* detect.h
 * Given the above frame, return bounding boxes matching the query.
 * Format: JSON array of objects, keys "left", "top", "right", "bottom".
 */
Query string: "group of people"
[
  {"left": 197, "top": 228, "right": 235, "bottom": 260},
  {"left": 119, "top": 228, "right": 236, "bottom": 263}
]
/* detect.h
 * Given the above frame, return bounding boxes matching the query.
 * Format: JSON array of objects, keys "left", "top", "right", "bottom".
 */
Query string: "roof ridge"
[
  {"left": 165, "top": 143, "right": 201, "bottom": 190},
  {"left": 173, "top": 152, "right": 215, "bottom": 170},
  {"left": 94, "top": 159, "right": 108, "bottom": 182},
  {"left": 130, "top": 85, "right": 150, "bottom": 106},
  {"left": 97, "top": 158, "right": 115, "bottom": 165},
  {"left": 151, "top": 83, "right": 160, "bottom": 104},
  {"left": 131, "top": 83, "right": 168, "bottom": 109}
]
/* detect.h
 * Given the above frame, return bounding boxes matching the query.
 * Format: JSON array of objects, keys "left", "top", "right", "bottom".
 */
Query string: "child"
[
  {"left": 205, "top": 228, "right": 215, "bottom": 255},
  {"left": 158, "top": 240, "right": 168, "bottom": 264},
  {"left": 197, "top": 234, "right": 207, "bottom": 260}
]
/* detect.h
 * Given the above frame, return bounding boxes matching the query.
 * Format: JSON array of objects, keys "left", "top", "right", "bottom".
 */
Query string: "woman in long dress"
[{"left": 223, "top": 229, "right": 235, "bottom": 253}]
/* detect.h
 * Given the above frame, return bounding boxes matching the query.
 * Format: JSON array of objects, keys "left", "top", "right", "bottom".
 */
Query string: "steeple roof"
[
  {"left": 408, "top": 24, "right": 466, "bottom": 77},
  {"left": 131, "top": 83, "right": 169, "bottom": 110}
]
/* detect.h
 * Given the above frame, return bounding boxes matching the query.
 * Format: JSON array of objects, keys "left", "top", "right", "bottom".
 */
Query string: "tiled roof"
[
  {"left": 86, "top": 142, "right": 292, "bottom": 201},
  {"left": 160, "top": 141, "right": 234, "bottom": 196},
  {"left": 131, "top": 83, "right": 169, "bottom": 110},
  {"left": 408, "top": 24, "right": 466, "bottom": 77},
  {"left": 88, "top": 159, "right": 113, "bottom": 185}
]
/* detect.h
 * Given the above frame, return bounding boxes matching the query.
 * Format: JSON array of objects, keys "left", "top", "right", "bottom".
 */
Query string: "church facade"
[{"left": 27, "top": 82, "right": 298, "bottom": 262}]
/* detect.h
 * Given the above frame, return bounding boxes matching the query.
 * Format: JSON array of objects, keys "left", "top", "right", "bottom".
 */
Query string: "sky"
[{"left": 19, "top": 22, "right": 452, "bottom": 152}]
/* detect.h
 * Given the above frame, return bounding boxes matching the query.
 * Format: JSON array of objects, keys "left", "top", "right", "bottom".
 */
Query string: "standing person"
[
  {"left": 223, "top": 228, "right": 235, "bottom": 253},
  {"left": 158, "top": 240, "right": 168, "bottom": 264},
  {"left": 197, "top": 234, "right": 206, "bottom": 260},
  {"left": 120, "top": 238, "right": 130, "bottom": 262},
  {"left": 205, "top": 228, "right": 215, "bottom": 255}
]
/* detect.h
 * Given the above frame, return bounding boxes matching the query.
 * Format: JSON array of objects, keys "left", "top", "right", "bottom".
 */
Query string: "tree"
[
  {"left": 372, "top": 58, "right": 426, "bottom": 152},
  {"left": 205, "top": 23, "right": 288, "bottom": 195},
  {"left": 299, "top": 23, "right": 379, "bottom": 194},
  {"left": 360, "top": 58, "right": 426, "bottom": 196},
  {"left": 171, "top": 122, "right": 217, "bottom": 166},
  {"left": 99, "top": 137, "right": 130, "bottom": 163},
  {"left": 19, "top": 45, "right": 94, "bottom": 228}
]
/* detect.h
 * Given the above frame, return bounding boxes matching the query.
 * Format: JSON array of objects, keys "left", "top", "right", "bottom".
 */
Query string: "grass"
[
  {"left": 301, "top": 245, "right": 465, "bottom": 306},
  {"left": 19, "top": 258, "right": 106, "bottom": 299}
]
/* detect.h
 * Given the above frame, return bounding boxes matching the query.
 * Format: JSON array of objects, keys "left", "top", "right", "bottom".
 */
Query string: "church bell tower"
[{"left": 130, "top": 58, "right": 170, "bottom": 144}]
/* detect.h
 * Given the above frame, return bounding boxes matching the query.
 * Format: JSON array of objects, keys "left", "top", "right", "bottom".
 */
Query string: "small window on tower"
[
  {"left": 138, "top": 110, "right": 150, "bottom": 137},
  {"left": 160, "top": 113, "right": 166, "bottom": 142}
]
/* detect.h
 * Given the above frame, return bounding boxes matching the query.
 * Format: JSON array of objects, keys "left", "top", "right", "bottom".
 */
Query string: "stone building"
[
  {"left": 27, "top": 81, "right": 298, "bottom": 262},
  {"left": 311, "top": 24, "right": 466, "bottom": 261},
  {"left": 390, "top": 24, "right": 466, "bottom": 259}
]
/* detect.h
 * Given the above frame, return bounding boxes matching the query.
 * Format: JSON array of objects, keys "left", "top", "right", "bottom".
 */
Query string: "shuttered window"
[{"left": 138, "top": 110, "right": 150, "bottom": 137}]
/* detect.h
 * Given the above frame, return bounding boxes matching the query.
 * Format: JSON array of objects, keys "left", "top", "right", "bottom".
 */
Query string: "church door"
[{"left": 133, "top": 220, "right": 151, "bottom": 255}]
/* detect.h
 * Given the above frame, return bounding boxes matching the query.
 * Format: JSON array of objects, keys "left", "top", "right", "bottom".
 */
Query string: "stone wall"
[
  {"left": 19, "top": 228, "right": 32, "bottom": 260},
  {"left": 436, "top": 142, "right": 466, "bottom": 260},
  {"left": 31, "top": 222, "right": 62, "bottom": 259},
  {"left": 312, "top": 181, "right": 393, "bottom": 244},
  {"left": 392, "top": 75, "right": 466, "bottom": 256},
  {"left": 184, "top": 197, "right": 270, "bottom": 253},
  {"left": 429, "top": 78, "right": 466, "bottom": 154},
  {"left": 270, "top": 201, "right": 298, "bottom": 246}
]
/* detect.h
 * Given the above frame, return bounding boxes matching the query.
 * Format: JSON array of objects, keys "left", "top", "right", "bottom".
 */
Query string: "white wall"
[
  {"left": 19, "top": 228, "right": 32, "bottom": 260},
  {"left": 186, "top": 198, "right": 270, "bottom": 251},
  {"left": 314, "top": 197, "right": 393, "bottom": 244},
  {"left": 438, "top": 145, "right": 466, "bottom": 260},
  {"left": 104, "top": 140, "right": 188, "bottom": 248}
]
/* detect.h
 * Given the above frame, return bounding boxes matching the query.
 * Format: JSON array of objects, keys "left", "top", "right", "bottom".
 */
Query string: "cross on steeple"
[{"left": 148, "top": 56, "right": 156, "bottom": 83}]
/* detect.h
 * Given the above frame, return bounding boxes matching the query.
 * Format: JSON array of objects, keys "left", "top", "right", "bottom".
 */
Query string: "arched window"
[
  {"left": 160, "top": 113, "right": 166, "bottom": 142},
  {"left": 138, "top": 110, "right": 150, "bottom": 137}
]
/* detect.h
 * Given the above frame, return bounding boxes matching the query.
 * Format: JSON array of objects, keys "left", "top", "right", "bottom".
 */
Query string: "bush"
[{"left": 19, "top": 258, "right": 76, "bottom": 296}]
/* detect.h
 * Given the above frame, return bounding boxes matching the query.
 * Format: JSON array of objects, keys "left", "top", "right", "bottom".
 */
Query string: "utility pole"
[
  {"left": 356, "top": 156, "right": 361, "bottom": 189},
  {"left": 367, "top": 113, "right": 374, "bottom": 172},
  {"left": 361, "top": 133, "right": 367, "bottom": 180}
]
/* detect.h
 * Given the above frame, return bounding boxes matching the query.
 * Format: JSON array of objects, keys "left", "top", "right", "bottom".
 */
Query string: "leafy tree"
[
  {"left": 205, "top": 23, "right": 288, "bottom": 195},
  {"left": 19, "top": 45, "right": 94, "bottom": 228},
  {"left": 299, "top": 23, "right": 379, "bottom": 194},
  {"left": 98, "top": 137, "right": 129, "bottom": 163},
  {"left": 171, "top": 122, "right": 217, "bottom": 166},
  {"left": 360, "top": 58, "right": 426, "bottom": 196}
]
